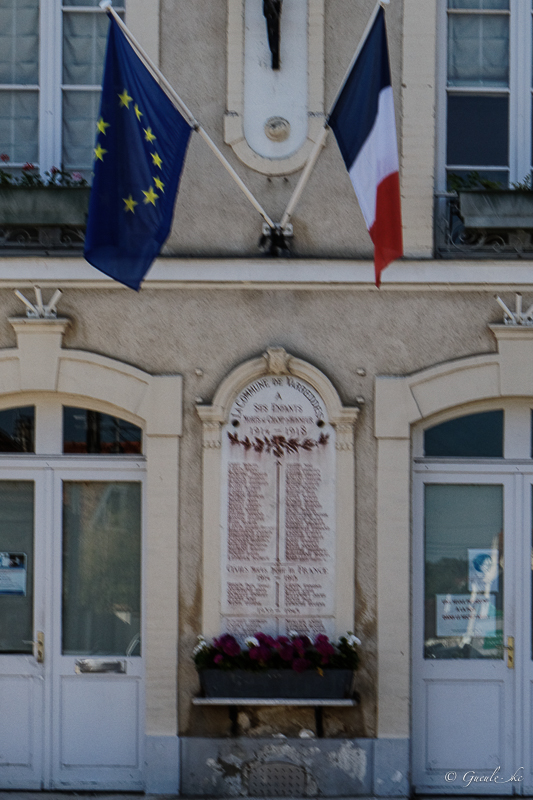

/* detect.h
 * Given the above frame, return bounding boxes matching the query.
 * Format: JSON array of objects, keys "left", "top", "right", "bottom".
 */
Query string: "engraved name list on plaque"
[{"left": 220, "top": 374, "right": 336, "bottom": 638}]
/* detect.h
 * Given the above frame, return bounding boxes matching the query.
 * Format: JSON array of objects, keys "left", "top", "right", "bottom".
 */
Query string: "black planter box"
[{"left": 199, "top": 668, "right": 354, "bottom": 699}]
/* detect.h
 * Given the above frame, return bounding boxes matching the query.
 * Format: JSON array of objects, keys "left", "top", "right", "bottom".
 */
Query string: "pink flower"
[
  {"left": 256, "top": 632, "right": 276, "bottom": 647},
  {"left": 278, "top": 645, "right": 294, "bottom": 661},
  {"left": 50, "top": 166, "right": 60, "bottom": 174},
  {"left": 71, "top": 171, "right": 83, "bottom": 183},
  {"left": 22, "top": 162, "right": 35, "bottom": 171},
  {"left": 0, "top": 154, "right": 9, "bottom": 163},
  {"left": 216, "top": 634, "right": 241, "bottom": 657},
  {"left": 292, "top": 636, "right": 309, "bottom": 656},
  {"left": 214, "top": 654, "right": 224, "bottom": 664},
  {"left": 249, "top": 643, "right": 272, "bottom": 662},
  {"left": 315, "top": 634, "right": 335, "bottom": 660}
]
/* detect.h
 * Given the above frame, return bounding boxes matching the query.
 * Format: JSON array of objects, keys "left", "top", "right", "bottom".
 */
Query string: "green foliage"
[
  {"left": 447, "top": 171, "right": 503, "bottom": 192},
  {"left": 448, "top": 170, "right": 533, "bottom": 193}
]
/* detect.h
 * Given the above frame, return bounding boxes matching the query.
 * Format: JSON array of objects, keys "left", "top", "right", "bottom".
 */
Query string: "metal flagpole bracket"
[
  {"left": 14, "top": 287, "right": 63, "bottom": 319},
  {"left": 259, "top": 223, "right": 293, "bottom": 257}
]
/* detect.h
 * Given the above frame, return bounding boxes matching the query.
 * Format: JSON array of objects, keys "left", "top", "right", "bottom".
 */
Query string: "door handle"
[
  {"left": 23, "top": 631, "right": 44, "bottom": 664},
  {"left": 504, "top": 635, "right": 514, "bottom": 669}
]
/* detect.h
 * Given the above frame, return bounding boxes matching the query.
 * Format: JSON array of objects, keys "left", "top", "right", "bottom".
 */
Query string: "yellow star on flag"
[
  {"left": 118, "top": 88, "right": 133, "bottom": 108},
  {"left": 153, "top": 176, "right": 165, "bottom": 192},
  {"left": 97, "top": 117, "right": 110, "bottom": 135},
  {"left": 151, "top": 151, "right": 163, "bottom": 169},
  {"left": 134, "top": 104, "right": 143, "bottom": 121},
  {"left": 142, "top": 186, "right": 159, "bottom": 206},
  {"left": 123, "top": 194, "right": 138, "bottom": 213},
  {"left": 94, "top": 143, "right": 107, "bottom": 161},
  {"left": 144, "top": 127, "right": 156, "bottom": 143}
]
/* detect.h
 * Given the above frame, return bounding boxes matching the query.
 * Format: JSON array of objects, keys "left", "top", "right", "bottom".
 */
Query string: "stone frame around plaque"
[{"left": 196, "top": 348, "right": 359, "bottom": 639}]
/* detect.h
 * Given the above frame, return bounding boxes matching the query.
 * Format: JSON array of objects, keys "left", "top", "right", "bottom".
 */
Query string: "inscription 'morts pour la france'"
[{"left": 220, "top": 375, "right": 336, "bottom": 639}]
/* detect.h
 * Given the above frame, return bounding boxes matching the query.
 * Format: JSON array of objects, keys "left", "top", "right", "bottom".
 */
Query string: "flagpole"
[
  {"left": 100, "top": 1, "right": 276, "bottom": 230},
  {"left": 279, "top": 0, "right": 388, "bottom": 231}
]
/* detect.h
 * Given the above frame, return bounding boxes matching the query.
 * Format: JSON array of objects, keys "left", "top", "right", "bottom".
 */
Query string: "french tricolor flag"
[{"left": 328, "top": 6, "right": 403, "bottom": 287}]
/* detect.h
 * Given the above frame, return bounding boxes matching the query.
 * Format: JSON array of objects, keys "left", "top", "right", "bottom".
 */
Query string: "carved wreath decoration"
[{"left": 228, "top": 431, "right": 329, "bottom": 457}]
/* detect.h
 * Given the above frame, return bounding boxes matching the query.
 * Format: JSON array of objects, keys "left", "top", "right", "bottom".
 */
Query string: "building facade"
[{"left": 0, "top": 0, "right": 531, "bottom": 795}]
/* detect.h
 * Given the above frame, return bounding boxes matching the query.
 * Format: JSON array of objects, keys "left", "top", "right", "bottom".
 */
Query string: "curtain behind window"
[{"left": 0, "top": 0, "right": 38, "bottom": 165}]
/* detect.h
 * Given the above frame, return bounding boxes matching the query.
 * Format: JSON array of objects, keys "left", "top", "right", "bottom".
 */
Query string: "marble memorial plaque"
[{"left": 220, "top": 375, "right": 336, "bottom": 638}]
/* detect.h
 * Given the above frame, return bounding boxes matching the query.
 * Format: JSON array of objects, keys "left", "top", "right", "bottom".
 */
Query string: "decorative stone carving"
[
  {"left": 197, "top": 350, "right": 359, "bottom": 638},
  {"left": 263, "top": 346, "right": 291, "bottom": 375},
  {"left": 264, "top": 116, "right": 291, "bottom": 142}
]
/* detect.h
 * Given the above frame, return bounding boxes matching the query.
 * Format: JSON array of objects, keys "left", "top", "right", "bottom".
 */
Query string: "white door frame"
[
  {"left": 0, "top": 316, "right": 182, "bottom": 791},
  {"left": 412, "top": 462, "right": 523, "bottom": 794},
  {"left": 0, "top": 457, "right": 146, "bottom": 790}
]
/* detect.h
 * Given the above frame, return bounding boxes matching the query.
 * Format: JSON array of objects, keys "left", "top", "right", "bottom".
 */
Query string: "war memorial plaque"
[{"left": 220, "top": 375, "right": 336, "bottom": 638}]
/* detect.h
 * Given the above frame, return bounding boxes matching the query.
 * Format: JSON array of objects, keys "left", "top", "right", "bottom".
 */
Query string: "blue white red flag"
[
  {"left": 328, "top": 6, "right": 403, "bottom": 287},
  {"left": 84, "top": 16, "right": 192, "bottom": 290}
]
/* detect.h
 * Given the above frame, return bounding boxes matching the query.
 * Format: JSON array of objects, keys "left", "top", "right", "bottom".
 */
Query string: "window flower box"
[
  {"left": 459, "top": 190, "right": 533, "bottom": 231},
  {"left": 0, "top": 186, "right": 90, "bottom": 227},
  {"left": 193, "top": 632, "right": 360, "bottom": 700},
  {"left": 199, "top": 667, "right": 354, "bottom": 699}
]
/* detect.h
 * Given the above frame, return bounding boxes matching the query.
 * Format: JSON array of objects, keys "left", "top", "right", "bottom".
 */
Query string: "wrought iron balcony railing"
[{"left": 435, "top": 192, "right": 533, "bottom": 259}]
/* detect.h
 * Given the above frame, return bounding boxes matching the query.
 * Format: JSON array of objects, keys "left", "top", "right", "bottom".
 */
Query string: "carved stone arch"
[
  {"left": 197, "top": 347, "right": 358, "bottom": 638},
  {"left": 2, "top": 317, "right": 181, "bottom": 436}
]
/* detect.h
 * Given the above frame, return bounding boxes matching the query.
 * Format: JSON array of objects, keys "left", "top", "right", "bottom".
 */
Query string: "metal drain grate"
[{"left": 248, "top": 761, "right": 306, "bottom": 797}]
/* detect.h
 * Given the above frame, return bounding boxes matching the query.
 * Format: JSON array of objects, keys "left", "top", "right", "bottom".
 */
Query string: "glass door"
[
  {"left": 0, "top": 470, "right": 46, "bottom": 789},
  {"left": 0, "top": 459, "right": 145, "bottom": 791},
  {"left": 412, "top": 468, "right": 517, "bottom": 793}
]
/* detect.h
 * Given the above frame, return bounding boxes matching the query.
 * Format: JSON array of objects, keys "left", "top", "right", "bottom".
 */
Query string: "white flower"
[
  {"left": 245, "top": 636, "right": 260, "bottom": 648},
  {"left": 346, "top": 634, "right": 361, "bottom": 647},
  {"left": 288, "top": 630, "right": 299, "bottom": 638},
  {"left": 192, "top": 635, "right": 209, "bottom": 655}
]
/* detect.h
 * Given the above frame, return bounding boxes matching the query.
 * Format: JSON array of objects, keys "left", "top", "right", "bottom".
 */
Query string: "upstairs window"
[
  {"left": 442, "top": 0, "right": 532, "bottom": 188},
  {"left": 0, "top": 0, "right": 124, "bottom": 177}
]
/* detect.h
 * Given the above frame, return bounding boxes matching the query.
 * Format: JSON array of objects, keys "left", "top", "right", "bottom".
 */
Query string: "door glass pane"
[
  {"left": 62, "top": 481, "right": 141, "bottom": 656},
  {"left": 424, "top": 484, "right": 503, "bottom": 659},
  {"left": 0, "top": 481, "right": 33, "bottom": 653}
]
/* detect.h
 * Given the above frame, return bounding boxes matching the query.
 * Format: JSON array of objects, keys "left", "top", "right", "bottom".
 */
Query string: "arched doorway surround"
[
  {"left": 374, "top": 324, "right": 533, "bottom": 792},
  {"left": 0, "top": 316, "right": 182, "bottom": 793}
]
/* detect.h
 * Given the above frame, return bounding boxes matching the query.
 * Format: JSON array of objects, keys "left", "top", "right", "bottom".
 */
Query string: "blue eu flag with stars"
[{"left": 84, "top": 16, "right": 192, "bottom": 290}]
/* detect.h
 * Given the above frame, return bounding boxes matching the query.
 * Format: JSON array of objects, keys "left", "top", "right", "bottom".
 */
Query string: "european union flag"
[{"left": 84, "top": 16, "right": 192, "bottom": 290}]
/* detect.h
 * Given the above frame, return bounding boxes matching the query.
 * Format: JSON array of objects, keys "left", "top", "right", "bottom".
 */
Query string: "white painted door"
[
  {"left": 0, "top": 459, "right": 144, "bottom": 790},
  {"left": 413, "top": 463, "right": 533, "bottom": 794}
]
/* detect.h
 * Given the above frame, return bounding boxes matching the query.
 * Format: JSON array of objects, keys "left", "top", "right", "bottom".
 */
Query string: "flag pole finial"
[{"left": 99, "top": 1, "right": 112, "bottom": 9}]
